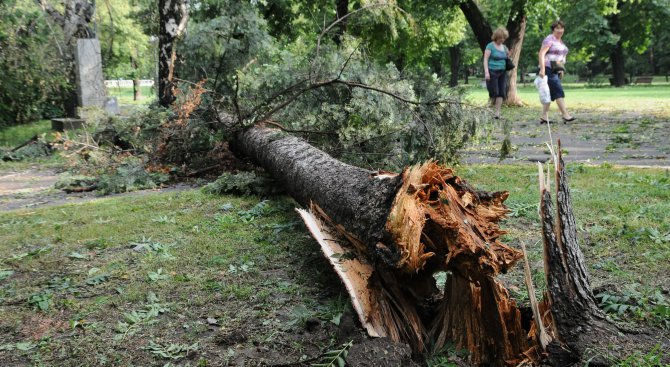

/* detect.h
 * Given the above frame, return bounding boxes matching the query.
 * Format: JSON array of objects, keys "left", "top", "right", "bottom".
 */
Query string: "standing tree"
[
  {"left": 158, "top": 0, "right": 188, "bottom": 107},
  {"left": 456, "top": 0, "right": 528, "bottom": 105}
]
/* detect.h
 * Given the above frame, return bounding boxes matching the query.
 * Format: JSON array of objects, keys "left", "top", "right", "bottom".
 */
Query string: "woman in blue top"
[{"left": 483, "top": 27, "right": 510, "bottom": 119}]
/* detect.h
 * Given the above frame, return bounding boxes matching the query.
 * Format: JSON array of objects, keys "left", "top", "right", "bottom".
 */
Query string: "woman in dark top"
[{"left": 483, "top": 27, "right": 510, "bottom": 119}]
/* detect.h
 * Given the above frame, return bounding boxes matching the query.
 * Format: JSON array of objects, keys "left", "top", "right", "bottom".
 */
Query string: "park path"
[
  {"left": 461, "top": 110, "right": 670, "bottom": 167},
  {"left": 2, "top": 110, "right": 668, "bottom": 211},
  {"left": 0, "top": 168, "right": 192, "bottom": 212}
]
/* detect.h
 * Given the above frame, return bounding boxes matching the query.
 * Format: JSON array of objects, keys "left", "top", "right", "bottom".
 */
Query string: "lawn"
[
  {"left": 465, "top": 84, "right": 670, "bottom": 116},
  {"left": 107, "top": 86, "right": 155, "bottom": 105},
  {"left": 1, "top": 164, "right": 669, "bottom": 365}
]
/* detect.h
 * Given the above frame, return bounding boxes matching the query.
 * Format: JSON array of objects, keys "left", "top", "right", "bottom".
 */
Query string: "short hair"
[
  {"left": 551, "top": 20, "right": 565, "bottom": 30},
  {"left": 491, "top": 27, "right": 509, "bottom": 42}
]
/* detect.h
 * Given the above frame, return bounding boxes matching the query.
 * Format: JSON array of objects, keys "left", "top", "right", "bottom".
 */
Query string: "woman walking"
[
  {"left": 483, "top": 27, "right": 510, "bottom": 119},
  {"left": 538, "top": 20, "right": 575, "bottom": 124}
]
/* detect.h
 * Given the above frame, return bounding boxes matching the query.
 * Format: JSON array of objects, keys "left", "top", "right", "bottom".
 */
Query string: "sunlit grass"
[{"left": 464, "top": 84, "right": 670, "bottom": 117}]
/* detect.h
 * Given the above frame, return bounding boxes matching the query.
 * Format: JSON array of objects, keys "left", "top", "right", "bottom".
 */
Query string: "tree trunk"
[
  {"left": 236, "top": 125, "right": 530, "bottom": 364},
  {"left": 607, "top": 8, "right": 626, "bottom": 87},
  {"left": 459, "top": 0, "right": 527, "bottom": 105},
  {"left": 158, "top": 0, "right": 189, "bottom": 107},
  {"left": 235, "top": 127, "right": 666, "bottom": 365},
  {"left": 448, "top": 44, "right": 461, "bottom": 87},
  {"left": 131, "top": 55, "right": 141, "bottom": 101},
  {"left": 535, "top": 141, "right": 651, "bottom": 365},
  {"left": 504, "top": 0, "right": 527, "bottom": 106},
  {"left": 458, "top": 0, "right": 492, "bottom": 51},
  {"left": 333, "top": 0, "right": 349, "bottom": 46}
]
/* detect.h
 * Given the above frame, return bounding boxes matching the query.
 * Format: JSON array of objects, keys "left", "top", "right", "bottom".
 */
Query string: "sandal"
[
  {"left": 562, "top": 116, "right": 576, "bottom": 123},
  {"left": 540, "top": 118, "right": 551, "bottom": 124}
]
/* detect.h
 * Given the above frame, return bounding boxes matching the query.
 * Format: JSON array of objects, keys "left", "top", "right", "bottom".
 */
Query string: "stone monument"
[
  {"left": 74, "top": 38, "right": 106, "bottom": 112},
  {"left": 53, "top": 38, "right": 106, "bottom": 130}
]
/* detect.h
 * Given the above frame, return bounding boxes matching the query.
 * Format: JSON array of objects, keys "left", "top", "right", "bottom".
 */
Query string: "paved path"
[
  {"left": 0, "top": 168, "right": 192, "bottom": 212},
  {"left": 461, "top": 111, "right": 670, "bottom": 167}
]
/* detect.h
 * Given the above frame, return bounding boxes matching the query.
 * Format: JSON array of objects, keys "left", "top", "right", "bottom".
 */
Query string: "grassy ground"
[
  {"left": 1, "top": 164, "right": 669, "bottom": 365},
  {"left": 465, "top": 84, "right": 670, "bottom": 116},
  {"left": 107, "top": 86, "right": 155, "bottom": 105},
  {"left": 0, "top": 190, "right": 348, "bottom": 366},
  {"left": 0, "top": 120, "right": 54, "bottom": 149}
]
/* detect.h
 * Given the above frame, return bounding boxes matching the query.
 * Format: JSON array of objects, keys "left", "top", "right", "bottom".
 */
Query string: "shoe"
[
  {"left": 562, "top": 116, "right": 576, "bottom": 123},
  {"left": 540, "top": 118, "right": 551, "bottom": 124}
]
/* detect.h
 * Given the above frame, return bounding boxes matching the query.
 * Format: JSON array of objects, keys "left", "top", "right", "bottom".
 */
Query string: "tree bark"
[
  {"left": 158, "top": 0, "right": 189, "bottom": 107},
  {"left": 448, "top": 44, "right": 461, "bottom": 87},
  {"left": 131, "top": 55, "right": 141, "bottom": 101},
  {"left": 537, "top": 141, "right": 641, "bottom": 366},
  {"left": 458, "top": 0, "right": 492, "bottom": 51},
  {"left": 608, "top": 10, "right": 626, "bottom": 87},
  {"left": 235, "top": 125, "right": 530, "bottom": 364},
  {"left": 459, "top": 0, "right": 527, "bottom": 105},
  {"left": 504, "top": 0, "right": 526, "bottom": 106},
  {"left": 333, "top": 0, "right": 349, "bottom": 46}
]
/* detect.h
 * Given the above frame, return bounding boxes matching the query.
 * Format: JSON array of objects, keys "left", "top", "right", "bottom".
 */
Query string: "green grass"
[
  {"left": 107, "top": 86, "right": 155, "bottom": 105},
  {"left": 465, "top": 84, "right": 670, "bottom": 116},
  {"left": 1, "top": 164, "right": 668, "bottom": 365},
  {"left": 0, "top": 190, "right": 345, "bottom": 366},
  {"left": 0, "top": 120, "right": 53, "bottom": 149}
]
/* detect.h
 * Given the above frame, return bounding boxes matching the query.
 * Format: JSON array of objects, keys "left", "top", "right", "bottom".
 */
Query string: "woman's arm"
[
  {"left": 483, "top": 49, "right": 491, "bottom": 81},
  {"left": 538, "top": 44, "right": 551, "bottom": 77}
]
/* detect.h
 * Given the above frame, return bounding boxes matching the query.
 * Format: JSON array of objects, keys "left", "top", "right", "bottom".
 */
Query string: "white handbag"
[{"left": 534, "top": 76, "right": 551, "bottom": 104}]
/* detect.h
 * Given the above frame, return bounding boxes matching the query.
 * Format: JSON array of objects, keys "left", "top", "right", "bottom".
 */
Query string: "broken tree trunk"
[
  {"left": 237, "top": 126, "right": 664, "bottom": 365},
  {"left": 537, "top": 141, "right": 625, "bottom": 366},
  {"left": 236, "top": 125, "right": 531, "bottom": 365}
]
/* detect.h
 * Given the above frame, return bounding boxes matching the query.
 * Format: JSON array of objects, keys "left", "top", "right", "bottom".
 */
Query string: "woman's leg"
[
  {"left": 495, "top": 97, "right": 503, "bottom": 117},
  {"left": 541, "top": 102, "right": 551, "bottom": 121},
  {"left": 556, "top": 98, "right": 573, "bottom": 119}
]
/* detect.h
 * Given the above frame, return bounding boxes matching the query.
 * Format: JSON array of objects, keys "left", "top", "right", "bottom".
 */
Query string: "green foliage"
[
  {"left": 203, "top": 171, "right": 279, "bottom": 196},
  {"left": 95, "top": 0, "right": 154, "bottom": 79},
  {"left": 145, "top": 341, "right": 198, "bottom": 360},
  {"left": 596, "top": 287, "right": 670, "bottom": 328},
  {"left": 90, "top": 156, "right": 168, "bottom": 195},
  {"left": 312, "top": 340, "right": 353, "bottom": 367},
  {"left": 0, "top": 1, "right": 68, "bottom": 126},
  {"left": 28, "top": 291, "right": 53, "bottom": 311},
  {"left": 615, "top": 345, "right": 667, "bottom": 367},
  {"left": 425, "top": 341, "right": 469, "bottom": 367}
]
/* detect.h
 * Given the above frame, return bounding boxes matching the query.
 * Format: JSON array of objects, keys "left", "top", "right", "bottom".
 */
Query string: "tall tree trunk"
[
  {"left": 333, "top": 0, "right": 349, "bottom": 46},
  {"left": 131, "top": 55, "right": 141, "bottom": 101},
  {"left": 448, "top": 44, "right": 461, "bottom": 87},
  {"left": 158, "top": 0, "right": 189, "bottom": 107},
  {"left": 607, "top": 8, "right": 626, "bottom": 87},
  {"left": 504, "top": 0, "right": 527, "bottom": 106},
  {"left": 459, "top": 0, "right": 527, "bottom": 105},
  {"left": 458, "top": 0, "right": 492, "bottom": 51}
]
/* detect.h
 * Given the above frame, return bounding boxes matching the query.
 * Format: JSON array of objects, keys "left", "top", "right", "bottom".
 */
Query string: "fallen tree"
[{"left": 235, "top": 128, "right": 656, "bottom": 365}]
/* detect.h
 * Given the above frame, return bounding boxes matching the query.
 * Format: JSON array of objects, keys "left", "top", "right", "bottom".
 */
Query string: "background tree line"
[{"left": 1, "top": 0, "right": 669, "bottom": 128}]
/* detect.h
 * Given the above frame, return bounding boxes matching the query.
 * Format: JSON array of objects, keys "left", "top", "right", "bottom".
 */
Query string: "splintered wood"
[
  {"left": 386, "top": 162, "right": 522, "bottom": 276},
  {"left": 300, "top": 161, "right": 535, "bottom": 366}
]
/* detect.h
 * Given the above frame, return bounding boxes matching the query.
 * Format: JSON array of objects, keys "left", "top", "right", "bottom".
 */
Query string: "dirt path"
[
  {"left": 0, "top": 168, "right": 193, "bottom": 212},
  {"left": 461, "top": 110, "right": 670, "bottom": 167},
  {"left": 2, "top": 112, "right": 667, "bottom": 211}
]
